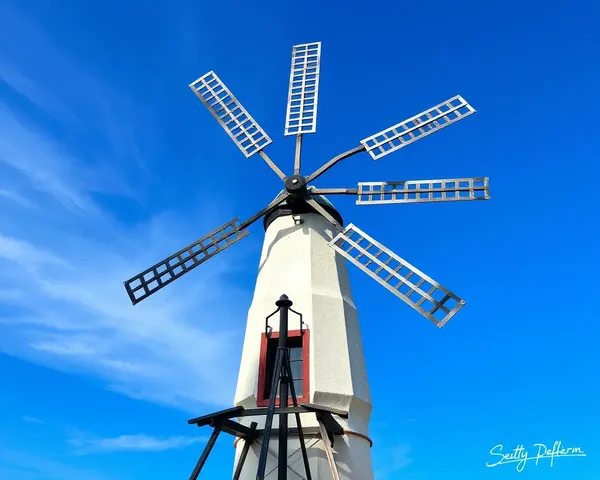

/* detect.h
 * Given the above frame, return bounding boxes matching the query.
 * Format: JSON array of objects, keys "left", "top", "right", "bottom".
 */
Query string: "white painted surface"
[{"left": 233, "top": 211, "right": 373, "bottom": 479}]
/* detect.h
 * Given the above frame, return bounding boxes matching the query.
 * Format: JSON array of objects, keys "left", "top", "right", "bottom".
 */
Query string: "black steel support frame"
[
  {"left": 256, "top": 295, "right": 312, "bottom": 480},
  {"left": 186, "top": 295, "right": 346, "bottom": 480}
]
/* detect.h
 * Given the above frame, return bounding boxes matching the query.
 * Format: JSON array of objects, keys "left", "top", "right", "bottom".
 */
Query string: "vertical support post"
[
  {"left": 276, "top": 294, "right": 292, "bottom": 480},
  {"left": 294, "top": 135, "right": 302, "bottom": 175},
  {"left": 258, "top": 294, "right": 313, "bottom": 480},
  {"left": 257, "top": 294, "right": 293, "bottom": 480}
]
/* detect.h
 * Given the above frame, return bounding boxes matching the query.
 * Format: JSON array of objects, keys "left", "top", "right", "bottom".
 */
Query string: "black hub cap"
[{"left": 284, "top": 175, "right": 307, "bottom": 195}]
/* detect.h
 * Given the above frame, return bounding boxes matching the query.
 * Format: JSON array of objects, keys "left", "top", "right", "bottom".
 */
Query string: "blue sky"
[{"left": 1, "top": 0, "right": 599, "bottom": 478}]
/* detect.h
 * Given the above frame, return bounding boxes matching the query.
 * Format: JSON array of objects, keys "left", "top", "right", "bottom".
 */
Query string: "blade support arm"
[
  {"left": 239, "top": 191, "right": 290, "bottom": 230},
  {"left": 258, "top": 151, "right": 287, "bottom": 180},
  {"left": 294, "top": 134, "right": 302, "bottom": 175},
  {"left": 310, "top": 188, "right": 358, "bottom": 195},
  {"left": 305, "top": 196, "right": 342, "bottom": 231},
  {"left": 306, "top": 145, "right": 366, "bottom": 183}
]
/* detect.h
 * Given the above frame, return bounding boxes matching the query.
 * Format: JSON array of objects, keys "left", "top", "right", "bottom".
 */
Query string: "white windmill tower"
[{"left": 124, "top": 41, "right": 490, "bottom": 480}]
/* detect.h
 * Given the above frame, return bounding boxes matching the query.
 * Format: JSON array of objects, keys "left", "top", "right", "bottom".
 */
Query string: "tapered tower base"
[{"left": 233, "top": 202, "right": 374, "bottom": 479}]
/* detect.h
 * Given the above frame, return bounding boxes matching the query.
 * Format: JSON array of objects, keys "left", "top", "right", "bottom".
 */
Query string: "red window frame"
[{"left": 257, "top": 329, "right": 310, "bottom": 407}]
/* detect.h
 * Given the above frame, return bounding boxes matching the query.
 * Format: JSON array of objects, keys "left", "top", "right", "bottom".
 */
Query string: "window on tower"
[{"left": 257, "top": 329, "right": 310, "bottom": 407}]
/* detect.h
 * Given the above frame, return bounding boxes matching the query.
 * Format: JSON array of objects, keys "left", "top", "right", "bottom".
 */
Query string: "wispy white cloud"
[
  {"left": 21, "top": 414, "right": 45, "bottom": 424},
  {"left": 0, "top": 106, "right": 133, "bottom": 216},
  {"left": 0, "top": 234, "right": 70, "bottom": 271},
  {"left": 0, "top": 288, "right": 24, "bottom": 302},
  {"left": 0, "top": 7, "right": 255, "bottom": 412},
  {"left": 0, "top": 98, "right": 253, "bottom": 409},
  {"left": 0, "top": 109, "right": 89, "bottom": 213},
  {"left": 0, "top": 188, "right": 34, "bottom": 208},
  {"left": 0, "top": 200, "right": 251, "bottom": 409},
  {"left": 0, "top": 6, "right": 159, "bottom": 205},
  {"left": 68, "top": 433, "right": 206, "bottom": 454}
]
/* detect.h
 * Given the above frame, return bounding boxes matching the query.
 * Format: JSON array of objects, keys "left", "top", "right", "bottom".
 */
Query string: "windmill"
[{"left": 124, "top": 41, "right": 490, "bottom": 480}]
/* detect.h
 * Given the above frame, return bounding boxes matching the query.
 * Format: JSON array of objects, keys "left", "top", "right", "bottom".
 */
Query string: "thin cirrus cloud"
[
  {"left": 0, "top": 234, "right": 70, "bottom": 271},
  {"left": 0, "top": 105, "right": 130, "bottom": 217},
  {"left": 0, "top": 188, "right": 35, "bottom": 208},
  {"left": 0, "top": 8, "right": 256, "bottom": 413},
  {"left": 1, "top": 5, "right": 155, "bottom": 177},
  {"left": 0, "top": 135, "right": 250, "bottom": 410},
  {"left": 68, "top": 433, "right": 207, "bottom": 454},
  {"left": 21, "top": 414, "right": 45, "bottom": 424}
]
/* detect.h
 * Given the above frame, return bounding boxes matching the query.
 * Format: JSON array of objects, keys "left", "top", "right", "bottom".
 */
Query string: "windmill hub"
[{"left": 284, "top": 175, "right": 307, "bottom": 195}]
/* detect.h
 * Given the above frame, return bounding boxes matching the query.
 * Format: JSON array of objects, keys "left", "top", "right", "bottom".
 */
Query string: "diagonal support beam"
[
  {"left": 306, "top": 145, "right": 366, "bottom": 182},
  {"left": 318, "top": 419, "right": 341, "bottom": 480},
  {"left": 259, "top": 150, "right": 287, "bottom": 180},
  {"left": 259, "top": 437, "right": 320, "bottom": 480},
  {"left": 188, "top": 423, "right": 222, "bottom": 480},
  {"left": 305, "top": 197, "right": 342, "bottom": 231},
  {"left": 232, "top": 422, "right": 258, "bottom": 480}
]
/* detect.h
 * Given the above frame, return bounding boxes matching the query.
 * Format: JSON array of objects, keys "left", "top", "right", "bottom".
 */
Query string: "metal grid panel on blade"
[
  {"left": 189, "top": 71, "right": 272, "bottom": 158},
  {"left": 124, "top": 218, "right": 249, "bottom": 304},
  {"left": 360, "top": 96, "right": 475, "bottom": 160},
  {"left": 329, "top": 224, "right": 465, "bottom": 326},
  {"left": 284, "top": 42, "right": 321, "bottom": 136},
  {"left": 357, "top": 177, "right": 490, "bottom": 204}
]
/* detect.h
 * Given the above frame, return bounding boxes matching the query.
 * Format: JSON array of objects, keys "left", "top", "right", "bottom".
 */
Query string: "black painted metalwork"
[
  {"left": 262, "top": 195, "right": 344, "bottom": 231},
  {"left": 188, "top": 423, "right": 222, "bottom": 480},
  {"left": 255, "top": 294, "right": 312, "bottom": 480},
  {"left": 185, "top": 295, "right": 345, "bottom": 479},
  {"left": 276, "top": 296, "right": 291, "bottom": 480},
  {"left": 233, "top": 422, "right": 258, "bottom": 480}
]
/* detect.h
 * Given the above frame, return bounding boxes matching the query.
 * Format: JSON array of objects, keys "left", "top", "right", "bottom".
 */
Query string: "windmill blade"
[
  {"left": 356, "top": 177, "right": 490, "bottom": 205},
  {"left": 190, "top": 71, "right": 272, "bottom": 158},
  {"left": 124, "top": 192, "right": 290, "bottom": 305},
  {"left": 124, "top": 218, "right": 249, "bottom": 305},
  {"left": 360, "top": 95, "right": 475, "bottom": 160},
  {"left": 329, "top": 224, "right": 465, "bottom": 327},
  {"left": 189, "top": 71, "right": 286, "bottom": 179},
  {"left": 284, "top": 42, "right": 322, "bottom": 137}
]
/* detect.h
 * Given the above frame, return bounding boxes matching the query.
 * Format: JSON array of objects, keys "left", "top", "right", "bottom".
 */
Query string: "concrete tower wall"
[{"left": 233, "top": 212, "right": 374, "bottom": 479}]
